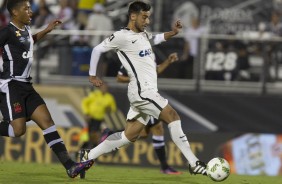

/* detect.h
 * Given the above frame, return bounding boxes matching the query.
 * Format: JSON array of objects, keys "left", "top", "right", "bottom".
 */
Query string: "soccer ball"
[{"left": 206, "top": 157, "right": 230, "bottom": 182}]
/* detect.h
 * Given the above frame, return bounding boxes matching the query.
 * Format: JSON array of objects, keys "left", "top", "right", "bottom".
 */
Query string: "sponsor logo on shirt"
[
  {"left": 22, "top": 51, "right": 33, "bottom": 59},
  {"left": 139, "top": 48, "right": 152, "bottom": 57}
]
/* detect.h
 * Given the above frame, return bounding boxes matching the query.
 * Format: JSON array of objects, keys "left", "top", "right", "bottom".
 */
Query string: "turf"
[{"left": 0, "top": 161, "right": 281, "bottom": 184}]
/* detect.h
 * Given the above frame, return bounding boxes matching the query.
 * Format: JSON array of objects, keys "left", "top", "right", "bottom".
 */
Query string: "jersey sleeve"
[
  {"left": 102, "top": 32, "right": 124, "bottom": 49},
  {"left": 151, "top": 33, "right": 165, "bottom": 45},
  {"left": 0, "top": 27, "right": 9, "bottom": 47},
  {"left": 89, "top": 31, "right": 124, "bottom": 76}
]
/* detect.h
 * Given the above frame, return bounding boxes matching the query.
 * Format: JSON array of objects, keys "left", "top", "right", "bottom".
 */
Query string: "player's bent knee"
[
  {"left": 14, "top": 128, "right": 26, "bottom": 137},
  {"left": 160, "top": 107, "right": 180, "bottom": 123},
  {"left": 124, "top": 132, "right": 139, "bottom": 142}
]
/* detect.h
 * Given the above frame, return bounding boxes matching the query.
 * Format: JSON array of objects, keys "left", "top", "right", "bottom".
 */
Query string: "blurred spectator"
[
  {"left": 269, "top": 11, "right": 282, "bottom": 36},
  {"left": 86, "top": 3, "right": 113, "bottom": 47},
  {"left": 33, "top": 5, "right": 55, "bottom": 28},
  {"left": 70, "top": 12, "right": 89, "bottom": 46},
  {"left": 172, "top": 1, "right": 199, "bottom": 29},
  {"left": 57, "top": 0, "right": 75, "bottom": 30},
  {"left": 180, "top": 17, "right": 208, "bottom": 79},
  {"left": 81, "top": 83, "right": 117, "bottom": 148},
  {"left": 258, "top": 11, "right": 282, "bottom": 37},
  {"left": 30, "top": 0, "right": 39, "bottom": 13},
  {"left": 258, "top": 11, "right": 282, "bottom": 81},
  {"left": 85, "top": 3, "right": 114, "bottom": 77},
  {"left": 56, "top": 0, "right": 75, "bottom": 75},
  {"left": 78, "top": 0, "right": 105, "bottom": 14}
]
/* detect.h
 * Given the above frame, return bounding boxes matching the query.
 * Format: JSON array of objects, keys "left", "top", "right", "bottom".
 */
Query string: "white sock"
[
  {"left": 168, "top": 120, "right": 198, "bottom": 167},
  {"left": 88, "top": 131, "right": 131, "bottom": 160},
  {"left": 8, "top": 125, "right": 15, "bottom": 137}
]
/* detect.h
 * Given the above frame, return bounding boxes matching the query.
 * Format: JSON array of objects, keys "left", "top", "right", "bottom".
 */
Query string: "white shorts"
[{"left": 126, "top": 89, "right": 168, "bottom": 125}]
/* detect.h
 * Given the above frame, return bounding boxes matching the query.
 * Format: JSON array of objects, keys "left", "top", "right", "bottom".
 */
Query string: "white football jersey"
[{"left": 89, "top": 28, "right": 165, "bottom": 92}]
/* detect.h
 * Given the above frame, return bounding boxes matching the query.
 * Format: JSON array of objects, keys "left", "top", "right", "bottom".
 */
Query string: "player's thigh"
[
  {"left": 10, "top": 118, "right": 28, "bottom": 136},
  {"left": 124, "top": 119, "right": 145, "bottom": 142},
  {"left": 159, "top": 104, "right": 180, "bottom": 124},
  {"left": 30, "top": 104, "right": 54, "bottom": 130},
  {"left": 139, "top": 127, "right": 150, "bottom": 138}
]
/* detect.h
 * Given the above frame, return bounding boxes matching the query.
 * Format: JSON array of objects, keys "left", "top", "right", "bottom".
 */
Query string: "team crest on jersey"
[
  {"left": 13, "top": 102, "right": 22, "bottom": 113},
  {"left": 15, "top": 30, "right": 21, "bottom": 37}
]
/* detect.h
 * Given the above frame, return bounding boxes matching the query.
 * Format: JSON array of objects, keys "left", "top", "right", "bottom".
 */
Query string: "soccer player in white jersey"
[{"left": 84, "top": 0, "right": 207, "bottom": 175}]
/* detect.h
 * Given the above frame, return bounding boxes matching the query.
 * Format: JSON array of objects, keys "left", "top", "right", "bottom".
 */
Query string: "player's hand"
[
  {"left": 168, "top": 52, "right": 179, "bottom": 63},
  {"left": 45, "top": 20, "right": 62, "bottom": 32},
  {"left": 89, "top": 76, "right": 103, "bottom": 87},
  {"left": 172, "top": 20, "right": 183, "bottom": 35}
]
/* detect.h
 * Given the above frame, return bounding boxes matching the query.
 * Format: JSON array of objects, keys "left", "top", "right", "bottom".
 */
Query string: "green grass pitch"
[{"left": 0, "top": 161, "right": 282, "bottom": 184}]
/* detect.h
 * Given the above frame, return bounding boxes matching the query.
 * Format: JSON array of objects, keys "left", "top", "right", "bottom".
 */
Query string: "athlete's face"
[
  {"left": 134, "top": 11, "right": 151, "bottom": 32},
  {"left": 13, "top": 1, "right": 33, "bottom": 25}
]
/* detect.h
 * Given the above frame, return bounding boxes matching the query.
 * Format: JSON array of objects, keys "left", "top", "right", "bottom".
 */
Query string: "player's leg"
[
  {"left": 138, "top": 125, "right": 150, "bottom": 138},
  {"left": 26, "top": 84, "right": 93, "bottom": 178},
  {"left": 139, "top": 90, "right": 206, "bottom": 175},
  {"left": 85, "top": 107, "right": 149, "bottom": 160},
  {"left": 159, "top": 104, "right": 206, "bottom": 175},
  {"left": 86, "top": 119, "right": 145, "bottom": 160},
  {"left": 0, "top": 82, "right": 27, "bottom": 137},
  {"left": 30, "top": 104, "right": 93, "bottom": 177},
  {"left": 88, "top": 119, "right": 102, "bottom": 148},
  {"left": 0, "top": 118, "right": 26, "bottom": 137},
  {"left": 150, "top": 119, "right": 182, "bottom": 174}
]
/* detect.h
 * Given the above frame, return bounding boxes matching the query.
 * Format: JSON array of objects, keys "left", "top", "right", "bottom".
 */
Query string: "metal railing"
[{"left": 31, "top": 29, "right": 282, "bottom": 95}]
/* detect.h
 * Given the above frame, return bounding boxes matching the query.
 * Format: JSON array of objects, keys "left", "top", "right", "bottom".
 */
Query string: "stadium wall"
[{"left": 0, "top": 85, "right": 281, "bottom": 176}]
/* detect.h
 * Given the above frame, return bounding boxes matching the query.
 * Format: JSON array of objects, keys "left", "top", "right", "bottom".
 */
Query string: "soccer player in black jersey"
[{"left": 0, "top": 0, "right": 93, "bottom": 178}]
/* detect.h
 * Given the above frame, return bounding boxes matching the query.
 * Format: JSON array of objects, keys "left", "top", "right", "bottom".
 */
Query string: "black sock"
[
  {"left": 43, "top": 126, "right": 75, "bottom": 170},
  {"left": 152, "top": 136, "right": 169, "bottom": 170},
  {"left": 0, "top": 121, "right": 10, "bottom": 137}
]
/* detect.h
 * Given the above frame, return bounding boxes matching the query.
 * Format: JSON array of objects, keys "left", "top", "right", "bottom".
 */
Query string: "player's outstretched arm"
[
  {"left": 164, "top": 20, "right": 183, "bottom": 40},
  {"left": 32, "top": 20, "right": 62, "bottom": 43},
  {"left": 157, "top": 52, "right": 179, "bottom": 74},
  {"left": 116, "top": 74, "right": 130, "bottom": 83}
]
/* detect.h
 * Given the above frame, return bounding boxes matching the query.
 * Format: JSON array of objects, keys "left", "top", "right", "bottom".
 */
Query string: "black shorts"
[
  {"left": 0, "top": 80, "right": 45, "bottom": 121},
  {"left": 88, "top": 118, "right": 103, "bottom": 133}
]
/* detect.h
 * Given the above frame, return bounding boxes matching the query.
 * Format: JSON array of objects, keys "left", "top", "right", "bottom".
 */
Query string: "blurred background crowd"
[{"left": 1, "top": 0, "right": 282, "bottom": 85}]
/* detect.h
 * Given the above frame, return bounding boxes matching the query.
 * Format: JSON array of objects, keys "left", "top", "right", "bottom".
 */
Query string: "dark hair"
[
  {"left": 6, "top": 0, "right": 28, "bottom": 15},
  {"left": 128, "top": 1, "right": 151, "bottom": 16}
]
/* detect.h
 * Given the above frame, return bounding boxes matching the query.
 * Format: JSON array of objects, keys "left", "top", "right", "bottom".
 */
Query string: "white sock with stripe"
[
  {"left": 88, "top": 131, "right": 131, "bottom": 160},
  {"left": 168, "top": 120, "right": 198, "bottom": 167}
]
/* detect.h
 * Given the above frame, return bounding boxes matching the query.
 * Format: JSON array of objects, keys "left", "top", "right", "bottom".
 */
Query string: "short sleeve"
[
  {"left": 0, "top": 27, "right": 8, "bottom": 47},
  {"left": 101, "top": 31, "right": 124, "bottom": 50}
]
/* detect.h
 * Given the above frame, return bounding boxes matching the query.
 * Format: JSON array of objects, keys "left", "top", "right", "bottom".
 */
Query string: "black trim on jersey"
[
  {"left": 120, "top": 51, "right": 162, "bottom": 111},
  {"left": 144, "top": 32, "right": 150, "bottom": 40},
  {"left": 121, "top": 27, "right": 130, "bottom": 31}
]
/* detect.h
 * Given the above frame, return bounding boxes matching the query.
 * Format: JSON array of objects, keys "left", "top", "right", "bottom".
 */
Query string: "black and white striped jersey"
[{"left": 0, "top": 22, "right": 34, "bottom": 81}]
